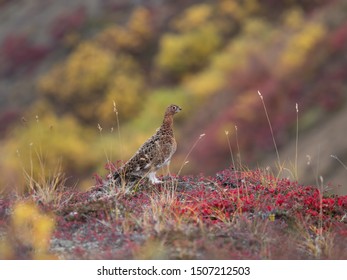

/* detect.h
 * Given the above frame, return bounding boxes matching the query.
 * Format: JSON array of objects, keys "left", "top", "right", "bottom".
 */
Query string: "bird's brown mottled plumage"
[{"left": 113, "top": 104, "right": 182, "bottom": 184}]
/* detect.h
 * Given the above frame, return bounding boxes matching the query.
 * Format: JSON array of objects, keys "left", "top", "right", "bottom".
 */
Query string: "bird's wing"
[
  {"left": 122, "top": 133, "right": 175, "bottom": 175},
  {"left": 122, "top": 133, "right": 160, "bottom": 175}
]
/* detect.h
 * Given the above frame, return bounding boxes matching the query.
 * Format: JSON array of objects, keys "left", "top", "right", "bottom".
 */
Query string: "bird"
[{"left": 113, "top": 104, "right": 182, "bottom": 185}]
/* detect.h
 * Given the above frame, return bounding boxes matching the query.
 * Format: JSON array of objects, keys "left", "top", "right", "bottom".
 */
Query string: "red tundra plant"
[
  {"left": 50, "top": 6, "right": 87, "bottom": 43},
  {"left": 173, "top": 168, "right": 347, "bottom": 229},
  {"left": 0, "top": 34, "right": 49, "bottom": 75},
  {"left": 52, "top": 166, "right": 346, "bottom": 234},
  {"left": 329, "top": 20, "right": 347, "bottom": 52},
  {"left": 0, "top": 164, "right": 347, "bottom": 259},
  {"left": 0, "top": 110, "right": 20, "bottom": 136},
  {"left": 2, "top": 166, "right": 344, "bottom": 259}
]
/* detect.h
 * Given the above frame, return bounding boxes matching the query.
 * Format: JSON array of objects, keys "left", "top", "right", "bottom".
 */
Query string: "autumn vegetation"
[{"left": 0, "top": 0, "right": 346, "bottom": 259}]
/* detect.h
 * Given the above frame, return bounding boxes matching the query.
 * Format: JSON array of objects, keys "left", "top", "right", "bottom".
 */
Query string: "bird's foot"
[{"left": 148, "top": 172, "right": 162, "bottom": 184}]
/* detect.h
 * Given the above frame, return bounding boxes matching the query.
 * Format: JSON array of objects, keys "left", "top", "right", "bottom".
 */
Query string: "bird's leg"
[
  {"left": 165, "top": 160, "right": 171, "bottom": 176},
  {"left": 148, "top": 172, "right": 162, "bottom": 184},
  {"left": 162, "top": 161, "right": 174, "bottom": 180}
]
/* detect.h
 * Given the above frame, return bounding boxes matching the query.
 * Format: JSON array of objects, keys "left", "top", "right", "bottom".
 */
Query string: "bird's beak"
[{"left": 176, "top": 106, "right": 182, "bottom": 113}]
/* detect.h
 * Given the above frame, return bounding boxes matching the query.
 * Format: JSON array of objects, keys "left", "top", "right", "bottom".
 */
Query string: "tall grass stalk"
[
  {"left": 226, "top": 129, "right": 249, "bottom": 204},
  {"left": 257, "top": 91, "right": 281, "bottom": 173},
  {"left": 225, "top": 131, "right": 236, "bottom": 170},
  {"left": 113, "top": 101, "right": 124, "bottom": 161},
  {"left": 314, "top": 145, "right": 322, "bottom": 188},
  {"left": 318, "top": 175, "right": 324, "bottom": 238},
  {"left": 295, "top": 103, "right": 299, "bottom": 181},
  {"left": 234, "top": 125, "right": 242, "bottom": 170},
  {"left": 97, "top": 123, "right": 113, "bottom": 177},
  {"left": 29, "top": 143, "right": 34, "bottom": 191},
  {"left": 177, "top": 133, "right": 205, "bottom": 176},
  {"left": 330, "top": 155, "right": 347, "bottom": 170},
  {"left": 97, "top": 101, "right": 123, "bottom": 178}
]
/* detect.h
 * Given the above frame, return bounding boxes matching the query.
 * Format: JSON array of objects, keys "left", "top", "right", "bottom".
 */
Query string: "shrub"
[
  {"left": 38, "top": 42, "right": 145, "bottom": 124},
  {"left": 96, "top": 7, "right": 153, "bottom": 53},
  {"left": 156, "top": 4, "right": 221, "bottom": 78},
  {"left": 0, "top": 114, "right": 97, "bottom": 192},
  {"left": 0, "top": 34, "right": 49, "bottom": 76},
  {"left": 156, "top": 24, "right": 221, "bottom": 77},
  {"left": 50, "top": 6, "right": 87, "bottom": 46},
  {"left": 0, "top": 201, "right": 56, "bottom": 259}
]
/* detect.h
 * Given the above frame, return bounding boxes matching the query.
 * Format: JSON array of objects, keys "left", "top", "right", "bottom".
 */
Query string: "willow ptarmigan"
[{"left": 113, "top": 104, "right": 182, "bottom": 185}]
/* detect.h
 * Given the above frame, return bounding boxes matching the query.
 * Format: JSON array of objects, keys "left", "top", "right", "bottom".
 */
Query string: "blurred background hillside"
[{"left": 0, "top": 0, "right": 346, "bottom": 194}]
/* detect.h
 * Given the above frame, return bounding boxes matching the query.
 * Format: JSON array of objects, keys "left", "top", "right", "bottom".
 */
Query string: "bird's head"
[{"left": 166, "top": 104, "right": 182, "bottom": 115}]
